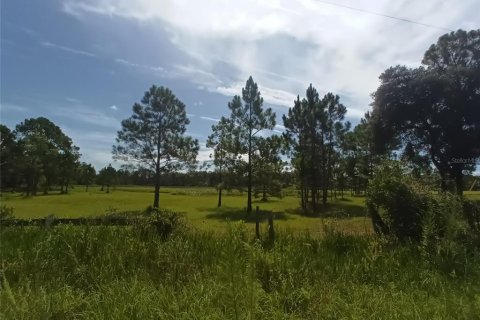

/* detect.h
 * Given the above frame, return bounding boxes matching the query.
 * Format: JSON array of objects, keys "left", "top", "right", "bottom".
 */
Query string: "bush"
[
  {"left": 140, "top": 206, "right": 187, "bottom": 238},
  {"left": 0, "top": 205, "right": 13, "bottom": 219},
  {"left": 462, "top": 199, "right": 480, "bottom": 233},
  {"left": 366, "top": 161, "right": 477, "bottom": 245},
  {"left": 366, "top": 161, "right": 429, "bottom": 241}
]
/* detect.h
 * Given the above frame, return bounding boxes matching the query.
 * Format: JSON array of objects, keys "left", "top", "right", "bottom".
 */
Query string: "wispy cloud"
[
  {"left": 114, "top": 58, "right": 164, "bottom": 72},
  {"left": 41, "top": 41, "right": 95, "bottom": 57},
  {"left": 114, "top": 58, "right": 140, "bottom": 68},
  {"left": 60, "top": 0, "right": 479, "bottom": 119},
  {"left": 200, "top": 116, "right": 220, "bottom": 122},
  {"left": 216, "top": 83, "right": 296, "bottom": 108},
  {"left": 109, "top": 105, "right": 118, "bottom": 111},
  {"left": 65, "top": 97, "right": 80, "bottom": 103},
  {"left": 54, "top": 103, "right": 121, "bottom": 130},
  {"left": 0, "top": 102, "right": 28, "bottom": 113}
]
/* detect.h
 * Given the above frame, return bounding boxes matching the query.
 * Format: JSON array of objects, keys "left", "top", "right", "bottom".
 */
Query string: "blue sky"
[{"left": 1, "top": 0, "right": 479, "bottom": 170}]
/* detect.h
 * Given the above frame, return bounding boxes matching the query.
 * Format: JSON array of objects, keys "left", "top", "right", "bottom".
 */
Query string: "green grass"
[
  {"left": 465, "top": 190, "right": 480, "bottom": 201},
  {"left": 3, "top": 186, "right": 478, "bottom": 235},
  {"left": 1, "top": 186, "right": 371, "bottom": 234},
  {"left": 1, "top": 224, "right": 479, "bottom": 319}
]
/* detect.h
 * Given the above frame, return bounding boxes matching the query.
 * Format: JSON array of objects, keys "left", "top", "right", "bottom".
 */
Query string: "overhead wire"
[{"left": 314, "top": 0, "right": 454, "bottom": 31}]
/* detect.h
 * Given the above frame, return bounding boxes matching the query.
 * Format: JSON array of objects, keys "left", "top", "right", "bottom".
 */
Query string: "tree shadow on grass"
[
  {"left": 286, "top": 201, "right": 367, "bottom": 219},
  {"left": 200, "top": 206, "right": 290, "bottom": 222},
  {"left": 252, "top": 198, "right": 282, "bottom": 204}
]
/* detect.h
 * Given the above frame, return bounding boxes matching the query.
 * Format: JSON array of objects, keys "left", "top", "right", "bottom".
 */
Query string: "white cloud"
[
  {"left": 196, "top": 143, "right": 214, "bottom": 162},
  {"left": 115, "top": 58, "right": 140, "bottom": 68},
  {"left": 110, "top": 105, "right": 118, "bottom": 111},
  {"left": 61, "top": 0, "right": 479, "bottom": 119},
  {"left": 0, "top": 102, "right": 28, "bottom": 113},
  {"left": 54, "top": 104, "right": 121, "bottom": 131},
  {"left": 41, "top": 41, "right": 95, "bottom": 57},
  {"left": 215, "top": 82, "right": 296, "bottom": 108},
  {"left": 65, "top": 97, "right": 80, "bottom": 103},
  {"left": 200, "top": 116, "right": 220, "bottom": 122},
  {"left": 115, "top": 57, "right": 164, "bottom": 73}
]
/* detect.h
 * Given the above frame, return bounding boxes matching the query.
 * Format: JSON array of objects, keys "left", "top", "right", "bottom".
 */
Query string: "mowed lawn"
[{"left": 1, "top": 186, "right": 372, "bottom": 234}]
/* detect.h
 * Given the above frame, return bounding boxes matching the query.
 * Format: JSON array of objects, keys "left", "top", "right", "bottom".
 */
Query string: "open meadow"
[
  {"left": 2, "top": 187, "right": 480, "bottom": 318},
  {"left": 1, "top": 186, "right": 374, "bottom": 235}
]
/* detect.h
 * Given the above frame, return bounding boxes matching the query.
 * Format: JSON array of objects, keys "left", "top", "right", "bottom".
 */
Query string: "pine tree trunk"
[
  {"left": 247, "top": 104, "right": 252, "bottom": 214},
  {"left": 218, "top": 188, "right": 222, "bottom": 207},
  {"left": 153, "top": 168, "right": 160, "bottom": 208},
  {"left": 154, "top": 127, "right": 162, "bottom": 209}
]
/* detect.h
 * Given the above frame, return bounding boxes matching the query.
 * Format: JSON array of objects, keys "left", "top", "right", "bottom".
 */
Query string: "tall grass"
[{"left": 1, "top": 223, "right": 480, "bottom": 319}]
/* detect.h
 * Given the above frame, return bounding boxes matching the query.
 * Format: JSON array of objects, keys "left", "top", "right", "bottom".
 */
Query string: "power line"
[{"left": 315, "top": 0, "right": 454, "bottom": 32}]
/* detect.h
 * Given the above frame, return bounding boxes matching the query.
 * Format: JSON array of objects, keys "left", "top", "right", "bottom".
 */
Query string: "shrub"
[
  {"left": 0, "top": 205, "right": 13, "bottom": 219},
  {"left": 462, "top": 199, "right": 480, "bottom": 233},
  {"left": 366, "top": 161, "right": 429, "bottom": 241},
  {"left": 366, "top": 161, "right": 476, "bottom": 245},
  {"left": 139, "top": 207, "right": 187, "bottom": 238}
]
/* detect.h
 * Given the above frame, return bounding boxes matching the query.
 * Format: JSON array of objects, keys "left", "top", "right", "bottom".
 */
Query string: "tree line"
[{"left": 1, "top": 29, "right": 479, "bottom": 213}]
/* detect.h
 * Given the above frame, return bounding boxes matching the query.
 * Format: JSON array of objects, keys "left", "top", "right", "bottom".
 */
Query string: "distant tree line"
[{"left": 1, "top": 118, "right": 80, "bottom": 195}]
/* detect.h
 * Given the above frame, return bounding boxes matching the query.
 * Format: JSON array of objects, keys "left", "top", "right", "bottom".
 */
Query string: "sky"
[{"left": 1, "top": 0, "right": 479, "bottom": 170}]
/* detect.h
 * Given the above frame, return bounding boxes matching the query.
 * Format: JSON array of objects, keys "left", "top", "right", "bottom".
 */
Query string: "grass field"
[
  {"left": 1, "top": 186, "right": 373, "bottom": 234},
  {"left": 2, "top": 187, "right": 480, "bottom": 318},
  {"left": 1, "top": 224, "right": 480, "bottom": 319}
]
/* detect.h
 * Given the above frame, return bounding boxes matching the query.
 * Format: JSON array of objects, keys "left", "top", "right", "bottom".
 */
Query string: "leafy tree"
[
  {"left": 58, "top": 145, "right": 80, "bottom": 194},
  {"left": 97, "top": 164, "right": 116, "bottom": 193},
  {"left": 206, "top": 116, "right": 238, "bottom": 207},
  {"left": 320, "top": 93, "right": 350, "bottom": 204},
  {"left": 253, "top": 135, "right": 285, "bottom": 201},
  {"left": 113, "top": 85, "right": 199, "bottom": 208},
  {"left": 341, "top": 113, "right": 388, "bottom": 195},
  {"left": 283, "top": 85, "right": 349, "bottom": 212},
  {"left": 77, "top": 162, "right": 96, "bottom": 191},
  {"left": 0, "top": 125, "right": 21, "bottom": 190},
  {"left": 283, "top": 96, "right": 310, "bottom": 209},
  {"left": 15, "top": 117, "right": 80, "bottom": 195},
  {"left": 226, "top": 76, "right": 276, "bottom": 213},
  {"left": 371, "top": 29, "right": 480, "bottom": 195}
]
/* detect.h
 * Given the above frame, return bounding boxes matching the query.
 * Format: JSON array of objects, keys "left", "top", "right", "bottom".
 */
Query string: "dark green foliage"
[
  {"left": 0, "top": 125, "right": 21, "bottom": 190},
  {"left": 97, "top": 164, "right": 116, "bottom": 193},
  {"left": 283, "top": 85, "right": 349, "bottom": 212},
  {"left": 14, "top": 117, "right": 80, "bottom": 195},
  {"left": 367, "top": 161, "right": 480, "bottom": 246},
  {"left": 366, "top": 162, "right": 426, "bottom": 241},
  {"left": 113, "top": 85, "right": 199, "bottom": 208},
  {"left": 462, "top": 199, "right": 480, "bottom": 233},
  {"left": 206, "top": 117, "right": 240, "bottom": 207},
  {"left": 371, "top": 29, "right": 480, "bottom": 195},
  {"left": 76, "top": 162, "right": 96, "bottom": 191},
  {"left": 253, "top": 135, "right": 285, "bottom": 201},
  {"left": 142, "top": 206, "right": 187, "bottom": 238},
  {"left": 225, "top": 76, "right": 276, "bottom": 213}
]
